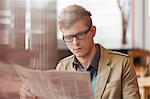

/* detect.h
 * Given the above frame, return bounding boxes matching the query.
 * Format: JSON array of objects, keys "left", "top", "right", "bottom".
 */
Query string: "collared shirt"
[
  {"left": 73, "top": 44, "right": 100, "bottom": 96},
  {"left": 73, "top": 44, "right": 100, "bottom": 80}
]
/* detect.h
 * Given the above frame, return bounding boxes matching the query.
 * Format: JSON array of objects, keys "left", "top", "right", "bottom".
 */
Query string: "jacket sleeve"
[
  {"left": 56, "top": 61, "right": 64, "bottom": 70},
  {"left": 55, "top": 60, "right": 69, "bottom": 71},
  {"left": 122, "top": 57, "right": 140, "bottom": 99}
]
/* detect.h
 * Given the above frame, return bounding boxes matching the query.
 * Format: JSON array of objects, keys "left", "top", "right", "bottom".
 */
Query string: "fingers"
[{"left": 20, "top": 84, "right": 38, "bottom": 99}]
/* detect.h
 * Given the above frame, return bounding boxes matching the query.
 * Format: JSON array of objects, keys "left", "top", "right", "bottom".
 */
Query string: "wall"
[
  {"left": 134, "top": 0, "right": 144, "bottom": 48},
  {"left": 144, "top": 0, "right": 150, "bottom": 50},
  {"left": 57, "top": 0, "right": 148, "bottom": 50}
]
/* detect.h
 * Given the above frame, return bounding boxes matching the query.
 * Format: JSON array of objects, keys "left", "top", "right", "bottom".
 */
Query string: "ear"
[{"left": 92, "top": 26, "right": 96, "bottom": 37}]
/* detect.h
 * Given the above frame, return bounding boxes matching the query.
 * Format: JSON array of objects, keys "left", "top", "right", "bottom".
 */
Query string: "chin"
[{"left": 74, "top": 52, "right": 86, "bottom": 57}]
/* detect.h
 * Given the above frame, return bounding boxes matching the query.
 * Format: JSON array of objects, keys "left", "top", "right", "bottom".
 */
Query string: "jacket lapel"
[
  {"left": 69, "top": 57, "right": 76, "bottom": 71},
  {"left": 96, "top": 45, "right": 111, "bottom": 98}
]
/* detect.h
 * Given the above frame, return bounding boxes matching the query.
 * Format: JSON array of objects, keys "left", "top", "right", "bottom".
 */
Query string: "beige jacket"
[{"left": 56, "top": 45, "right": 140, "bottom": 99}]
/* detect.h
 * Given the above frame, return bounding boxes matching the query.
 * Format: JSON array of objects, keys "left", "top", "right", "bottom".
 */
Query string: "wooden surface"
[{"left": 138, "top": 77, "right": 150, "bottom": 99}]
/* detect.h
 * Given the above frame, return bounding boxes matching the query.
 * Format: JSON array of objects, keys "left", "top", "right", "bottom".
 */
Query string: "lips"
[{"left": 73, "top": 48, "right": 82, "bottom": 52}]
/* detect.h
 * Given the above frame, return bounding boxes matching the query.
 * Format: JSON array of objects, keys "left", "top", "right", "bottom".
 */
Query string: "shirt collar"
[
  {"left": 90, "top": 45, "right": 100, "bottom": 70},
  {"left": 73, "top": 44, "right": 100, "bottom": 71}
]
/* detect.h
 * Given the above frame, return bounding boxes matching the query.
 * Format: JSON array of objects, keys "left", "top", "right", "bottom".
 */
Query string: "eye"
[
  {"left": 76, "top": 32, "right": 86, "bottom": 39},
  {"left": 63, "top": 35, "right": 73, "bottom": 41},
  {"left": 64, "top": 36, "right": 72, "bottom": 39}
]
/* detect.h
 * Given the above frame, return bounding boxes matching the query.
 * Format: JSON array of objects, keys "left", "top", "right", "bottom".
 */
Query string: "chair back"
[{"left": 128, "top": 49, "right": 150, "bottom": 77}]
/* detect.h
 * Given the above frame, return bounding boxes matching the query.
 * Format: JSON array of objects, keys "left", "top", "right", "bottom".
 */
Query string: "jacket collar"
[
  {"left": 68, "top": 44, "right": 112, "bottom": 98},
  {"left": 96, "top": 44, "right": 111, "bottom": 98}
]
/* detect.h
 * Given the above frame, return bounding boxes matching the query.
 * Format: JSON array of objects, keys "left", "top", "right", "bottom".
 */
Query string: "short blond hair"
[{"left": 58, "top": 4, "right": 92, "bottom": 30}]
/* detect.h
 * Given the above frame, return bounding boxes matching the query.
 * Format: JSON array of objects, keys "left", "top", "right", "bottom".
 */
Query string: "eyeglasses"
[{"left": 63, "top": 26, "right": 91, "bottom": 42}]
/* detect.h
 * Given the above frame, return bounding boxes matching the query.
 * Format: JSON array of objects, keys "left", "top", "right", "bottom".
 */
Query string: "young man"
[
  {"left": 56, "top": 4, "right": 140, "bottom": 99},
  {"left": 20, "top": 4, "right": 140, "bottom": 99}
]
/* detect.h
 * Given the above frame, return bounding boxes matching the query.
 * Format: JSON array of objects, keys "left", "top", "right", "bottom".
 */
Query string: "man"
[
  {"left": 56, "top": 4, "right": 140, "bottom": 99},
  {"left": 20, "top": 4, "right": 140, "bottom": 99}
]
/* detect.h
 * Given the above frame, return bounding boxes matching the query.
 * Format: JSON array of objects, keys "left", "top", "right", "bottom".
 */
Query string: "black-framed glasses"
[{"left": 63, "top": 26, "right": 91, "bottom": 42}]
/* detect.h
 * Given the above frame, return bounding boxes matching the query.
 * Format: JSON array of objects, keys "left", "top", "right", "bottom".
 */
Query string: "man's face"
[{"left": 61, "top": 19, "right": 96, "bottom": 58}]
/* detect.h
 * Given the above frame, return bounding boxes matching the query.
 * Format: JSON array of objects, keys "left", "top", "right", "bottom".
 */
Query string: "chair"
[
  {"left": 128, "top": 49, "right": 150, "bottom": 77},
  {"left": 128, "top": 49, "right": 150, "bottom": 99}
]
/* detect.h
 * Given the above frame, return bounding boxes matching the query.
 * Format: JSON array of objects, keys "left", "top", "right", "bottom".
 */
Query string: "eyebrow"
[{"left": 64, "top": 28, "right": 90, "bottom": 37}]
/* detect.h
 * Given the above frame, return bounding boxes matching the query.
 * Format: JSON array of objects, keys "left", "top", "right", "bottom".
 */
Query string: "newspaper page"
[{"left": 13, "top": 64, "right": 94, "bottom": 99}]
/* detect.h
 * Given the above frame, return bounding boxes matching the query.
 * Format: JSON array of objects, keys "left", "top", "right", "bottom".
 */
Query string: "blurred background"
[{"left": 0, "top": 0, "right": 150, "bottom": 99}]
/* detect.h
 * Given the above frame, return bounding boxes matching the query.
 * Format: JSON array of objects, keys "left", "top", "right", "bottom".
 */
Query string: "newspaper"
[{"left": 13, "top": 64, "right": 94, "bottom": 99}]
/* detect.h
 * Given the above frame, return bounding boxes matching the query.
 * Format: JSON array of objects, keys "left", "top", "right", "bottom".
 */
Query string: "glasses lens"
[
  {"left": 76, "top": 32, "right": 86, "bottom": 40},
  {"left": 63, "top": 26, "right": 91, "bottom": 42},
  {"left": 63, "top": 36, "right": 73, "bottom": 42}
]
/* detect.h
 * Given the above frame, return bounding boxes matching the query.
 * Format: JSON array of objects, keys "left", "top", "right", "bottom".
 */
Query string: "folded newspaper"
[{"left": 13, "top": 64, "right": 94, "bottom": 99}]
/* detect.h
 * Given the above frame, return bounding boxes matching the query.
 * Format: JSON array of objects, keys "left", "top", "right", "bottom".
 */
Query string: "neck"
[{"left": 77, "top": 45, "right": 96, "bottom": 68}]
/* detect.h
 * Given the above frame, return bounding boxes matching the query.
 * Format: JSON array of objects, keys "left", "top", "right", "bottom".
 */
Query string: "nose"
[{"left": 73, "top": 37, "right": 79, "bottom": 45}]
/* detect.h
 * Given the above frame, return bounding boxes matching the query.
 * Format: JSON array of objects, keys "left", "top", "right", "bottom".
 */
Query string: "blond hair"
[{"left": 58, "top": 4, "right": 92, "bottom": 30}]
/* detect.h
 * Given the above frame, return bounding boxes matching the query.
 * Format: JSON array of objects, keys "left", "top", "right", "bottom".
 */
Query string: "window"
[{"left": 57, "top": 0, "right": 132, "bottom": 49}]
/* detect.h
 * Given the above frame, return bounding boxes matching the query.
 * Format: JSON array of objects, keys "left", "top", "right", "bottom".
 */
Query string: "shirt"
[{"left": 73, "top": 44, "right": 100, "bottom": 96}]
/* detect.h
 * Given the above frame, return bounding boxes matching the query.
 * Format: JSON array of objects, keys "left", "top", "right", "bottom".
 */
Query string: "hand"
[{"left": 19, "top": 84, "right": 38, "bottom": 99}]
